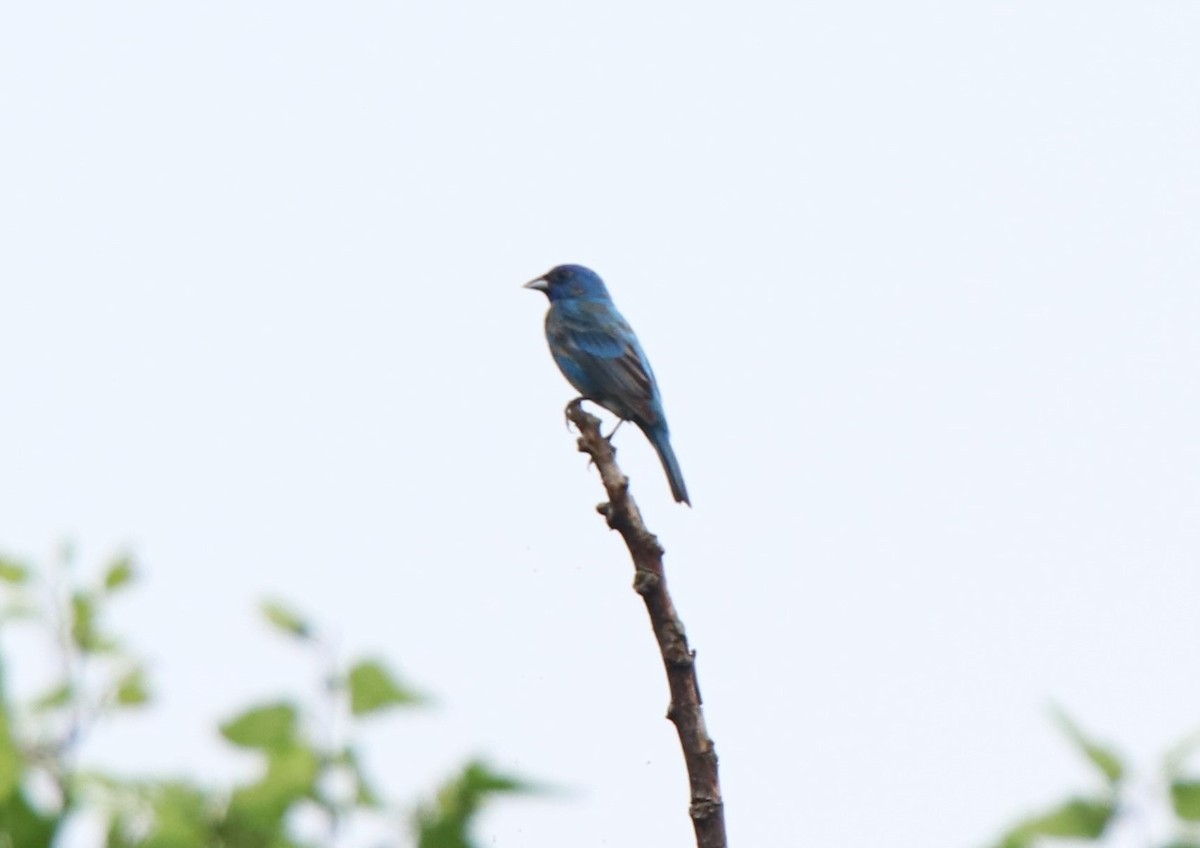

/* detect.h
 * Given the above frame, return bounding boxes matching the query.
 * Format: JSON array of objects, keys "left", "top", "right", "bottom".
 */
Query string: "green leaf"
[
  {"left": 31, "top": 683, "right": 73, "bottom": 712},
  {"left": 116, "top": 669, "right": 150, "bottom": 707},
  {"left": 0, "top": 711, "right": 19, "bottom": 802},
  {"left": 415, "top": 761, "right": 531, "bottom": 848},
  {"left": 0, "top": 786, "right": 59, "bottom": 847},
  {"left": 115, "top": 781, "right": 214, "bottom": 848},
  {"left": 102, "top": 556, "right": 135, "bottom": 593},
  {"left": 348, "top": 659, "right": 423, "bottom": 717},
  {"left": 1052, "top": 707, "right": 1125, "bottom": 784},
  {"left": 1172, "top": 780, "right": 1200, "bottom": 822},
  {"left": 265, "top": 747, "right": 319, "bottom": 797},
  {"left": 219, "top": 703, "right": 299, "bottom": 751},
  {"left": 0, "top": 559, "right": 29, "bottom": 585},
  {"left": 70, "top": 591, "right": 99, "bottom": 652},
  {"left": 996, "top": 798, "right": 1114, "bottom": 848},
  {"left": 227, "top": 747, "right": 319, "bottom": 834},
  {"left": 458, "top": 761, "right": 530, "bottom": 795},
  {"left": 260, "top": 600, "right": 312, "bottom": 640}
]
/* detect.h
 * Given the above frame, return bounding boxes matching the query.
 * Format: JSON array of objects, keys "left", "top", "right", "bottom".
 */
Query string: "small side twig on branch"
[{"left": 565, "top": 399, "right": 726, "bottom": 848}]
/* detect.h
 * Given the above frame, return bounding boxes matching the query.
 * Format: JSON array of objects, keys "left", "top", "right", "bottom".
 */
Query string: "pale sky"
[{"left": 2, "top": 2, "right": 1198, "bottom": 846}]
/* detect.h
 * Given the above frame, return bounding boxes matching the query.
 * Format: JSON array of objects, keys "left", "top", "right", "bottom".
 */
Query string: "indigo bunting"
[{"left": 525, "top": 264, "right": 690, "bottom": 505}]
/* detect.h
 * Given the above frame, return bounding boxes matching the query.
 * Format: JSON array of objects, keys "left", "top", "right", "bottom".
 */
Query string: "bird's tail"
[{"left": 645, "top": 426, "right": 690, "bottom": 506}]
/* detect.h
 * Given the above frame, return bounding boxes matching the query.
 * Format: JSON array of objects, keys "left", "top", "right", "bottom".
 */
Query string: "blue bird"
[{"left": 525, "top": 264, "right": 690, "bottom": 505}]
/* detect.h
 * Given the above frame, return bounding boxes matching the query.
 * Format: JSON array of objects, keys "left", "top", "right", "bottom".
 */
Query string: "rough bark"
[{"left": 565, "top": 399, "right": 726, "bottom": 848}]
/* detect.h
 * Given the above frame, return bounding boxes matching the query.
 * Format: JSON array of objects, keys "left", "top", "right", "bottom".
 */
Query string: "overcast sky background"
[{"left": 2, "top": 2, "right": 1198, "bottom": 846}]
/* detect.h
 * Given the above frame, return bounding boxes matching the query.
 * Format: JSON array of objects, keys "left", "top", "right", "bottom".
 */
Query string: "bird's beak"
[{"left": 523, "top": 276, "right": 549, "bottom": 292}]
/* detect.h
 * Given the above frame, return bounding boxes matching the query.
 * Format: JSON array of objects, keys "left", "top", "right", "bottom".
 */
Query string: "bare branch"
[{"left": 565, "top": 399, "right": 726, "bottom": 848}]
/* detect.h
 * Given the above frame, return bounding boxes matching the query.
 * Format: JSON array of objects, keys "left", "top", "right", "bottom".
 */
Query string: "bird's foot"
[
  {"left": 603, "top": 419, "right": 626, "bottom": 442},
  {"left": 563, "top": 397, "right": 586, "bottom": 430}
]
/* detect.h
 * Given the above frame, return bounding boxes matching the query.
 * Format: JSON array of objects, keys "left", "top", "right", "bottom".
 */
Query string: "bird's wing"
[{"left": 547, "top": 300, "right": 661, "bottom": 425}]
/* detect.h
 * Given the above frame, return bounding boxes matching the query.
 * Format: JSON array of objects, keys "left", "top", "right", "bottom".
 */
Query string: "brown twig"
[{"left": 565, "top": 399, "right": 726, "bottom": 848}]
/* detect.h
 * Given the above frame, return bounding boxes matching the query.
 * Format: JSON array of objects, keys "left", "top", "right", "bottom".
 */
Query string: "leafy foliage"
[
  {"left": 415, "top": 762, "right": 532, "bottom": 848},
  {"left": 348, "top": 659, "right": 425, "bottom": 717},
  {"left": 0, "top": 558, "right": 30, "bottom": 586},
  {"left": 996, "top": 798, "right": 1114, "bottom": 848},
  {"left": 0, "top": 548, "right": 530, "bottom": 847},
  {"left": 993, "top": 709, "right": 1200, "bottom": 848},
  {"left": 220, "top": 703, "right": 300, "bottom": 751},
  {"left": 102, "top": 555, "right": 136, "bottom": 594},
  {"left": 1052, "top": 706, "right": 1125, "bottom": 785},
  {"left": 1173, "top": 782, "right": 1200, "bottom": 823},
  {"left": 0, "top": 710, "right": 19, "bottom": 801},
  {"left": 260, "top": 600, "right": 313, "bottom": 641}
]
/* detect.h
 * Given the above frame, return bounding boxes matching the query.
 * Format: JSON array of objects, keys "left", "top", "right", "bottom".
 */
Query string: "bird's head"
[{"left": 523, "top": 264, "right": 611, "bottom": 303}]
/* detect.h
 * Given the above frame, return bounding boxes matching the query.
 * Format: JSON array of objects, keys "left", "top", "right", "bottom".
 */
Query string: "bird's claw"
[{"left": 563, "top": 397, "right": 586, "bottom": 430}]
